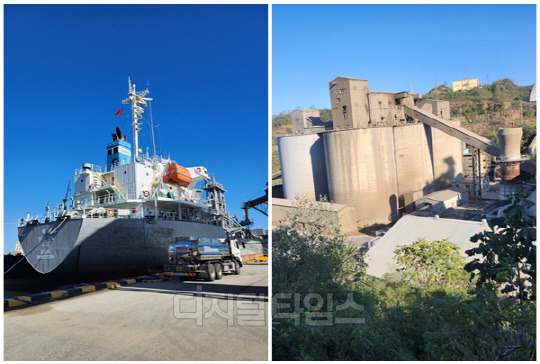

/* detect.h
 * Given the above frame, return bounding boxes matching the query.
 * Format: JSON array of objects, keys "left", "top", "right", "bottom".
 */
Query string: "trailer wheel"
[
  {"left": 233, "top": 260, "right": 241, "bottom": 275},
  {"left": 203, "top": 263, "right": 216, "bottom": 281},
  {"left": 214, "top": 263, "right": 223, "bottom": 280}
]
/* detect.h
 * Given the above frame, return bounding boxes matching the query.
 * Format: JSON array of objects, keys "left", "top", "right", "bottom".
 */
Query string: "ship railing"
[
  {"left": 19, "top": 213, "right": 46, "bottom": 226},
  {"left": 94, "top": 173, "right": 129, "bottom": 203},
  {"left": 21, "top": 207, "right": 219, "bottom": 225},
  {"left": 75, "top": 164, "right": 102, "bottom": 175},
  {"left": 94, "top": 192, "right": 117, "bottom": 205},
  {"left": 75, "top": 157, "right": 179, "bottom": 175},
  {"left": 19, "top": 209, "right": 72, "bottom": 226},
  {"left": 80, "top": 207, "right": 145, "bottom": 219},
  {"left": 141, "top": 154, "right": 176, "bottom": 165},
  {"left": 75, "top": 163, "right": 124, "bottom": 175},
  {"left": 144, "top": 208, "right": 219, "bottom": 225}
]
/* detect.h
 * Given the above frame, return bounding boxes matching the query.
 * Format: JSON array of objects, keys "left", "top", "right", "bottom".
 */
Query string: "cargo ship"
[{"left": 17, "top": 79, "right": 240, "bottom": 276}]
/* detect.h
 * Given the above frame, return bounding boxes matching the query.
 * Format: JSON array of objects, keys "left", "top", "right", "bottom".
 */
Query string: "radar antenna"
[{"left": 122, "top": 77, "right": 152, "bottom": 161}]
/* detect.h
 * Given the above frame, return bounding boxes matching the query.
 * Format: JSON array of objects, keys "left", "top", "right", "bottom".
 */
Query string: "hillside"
[
  {"left": 272, "top": 79, "right": 536, "bottom": 174},
  {"left": 424, "top": 78, "right": 535, "bottom": 133}
]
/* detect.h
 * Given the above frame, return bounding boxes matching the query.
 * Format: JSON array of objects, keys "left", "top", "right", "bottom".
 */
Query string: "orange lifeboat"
[{"left": 163, "top": 163, "right": 191, "bottom": 187}]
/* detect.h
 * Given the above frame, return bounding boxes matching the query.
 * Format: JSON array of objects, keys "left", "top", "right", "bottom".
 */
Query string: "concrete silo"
[
  {"left": 392, "top": 124, "right": 436, "bottom": 199},
  {"left": 323, "top": 127, "right": 399, "bottom": 227},
  {"left": 278, "top": 133, "right": 329, "bottom": 201},
  {"left": 426, "top": 122, "right": 465, "bottom": 189}
]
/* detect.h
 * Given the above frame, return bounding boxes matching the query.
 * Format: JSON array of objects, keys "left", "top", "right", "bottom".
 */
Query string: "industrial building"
[
  {"left": 274, "top": 76, "right": 531, "bottom": 234},
  {"left": 363, "top": 214, "right": 490, "bottom": 278},
  {"left": 452, "top": 78, "right": 480, "bottom": 92}
]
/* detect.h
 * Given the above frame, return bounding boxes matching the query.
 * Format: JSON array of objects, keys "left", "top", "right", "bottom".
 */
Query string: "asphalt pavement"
[{"left": 4, "top": 263, "right": 268, "bottom": 361}]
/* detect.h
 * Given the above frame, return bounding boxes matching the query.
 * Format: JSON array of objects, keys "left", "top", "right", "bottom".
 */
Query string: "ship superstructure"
[{"left": 18, "top": 79, "right": 239, "bottom": 275}]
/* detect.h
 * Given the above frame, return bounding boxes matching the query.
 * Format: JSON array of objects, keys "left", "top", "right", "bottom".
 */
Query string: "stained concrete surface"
[{"left": 4, "top": 264, "right": 268, "bottom": 361}]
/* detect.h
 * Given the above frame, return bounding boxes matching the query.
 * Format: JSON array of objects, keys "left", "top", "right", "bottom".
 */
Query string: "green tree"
[
  {"left": 394, "top": 238, "right": 470, "bottom": 289},
  {"left": 465, "top": 193, "right": 536, "bottom": 300},
  {"left": 273, "top": 197, "right": 365, "bottom": 294},
  {"left": 490, "top": 78, "right": 521, "bottom": 103},
  {"left": 470, "top": 86, "right": 493, "bottom": 101},
  {"left": 481, "top": 130, "right": 499, "bottom": 144},
  {"left": 521, "top": 124, "right": 536, "bottom": 153},
  {"left": 272, "top": 112, "right": 292, "bottom": 128},
  {"left": 319, "top": 108, "right": 332, "bottom": 122}
]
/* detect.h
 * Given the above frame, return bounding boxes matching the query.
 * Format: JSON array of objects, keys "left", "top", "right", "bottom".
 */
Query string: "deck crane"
[
  {"left": 62, "top": 181, "right": 71, "bottom": 210},
  {"left": 241, "top": 186, "right": 268, "bottom": 227}
]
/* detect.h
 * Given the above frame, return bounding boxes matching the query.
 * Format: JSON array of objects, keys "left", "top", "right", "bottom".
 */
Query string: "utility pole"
[
  {"left": 477, "top": 149, "right": 482, "bottom": 198},
  {"left": 472, "top": 149, "right": 477, "bottom": 199}
]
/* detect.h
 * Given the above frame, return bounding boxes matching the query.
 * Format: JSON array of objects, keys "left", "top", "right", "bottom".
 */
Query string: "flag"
[{"left": 115, "top": 108, "right": 123, "bottom": 115}]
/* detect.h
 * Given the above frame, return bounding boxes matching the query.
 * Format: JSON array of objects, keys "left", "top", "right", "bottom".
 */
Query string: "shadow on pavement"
[{"left": 117, "top": 280, "right": 268, "bottom": 302}]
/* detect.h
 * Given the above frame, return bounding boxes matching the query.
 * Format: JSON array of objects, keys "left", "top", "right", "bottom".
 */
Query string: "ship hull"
[{"left": 18, "top": 218, "right": 226, "bottom": 276}]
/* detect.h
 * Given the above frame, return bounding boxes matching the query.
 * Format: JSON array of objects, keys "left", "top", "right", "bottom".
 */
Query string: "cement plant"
[{"left": 273, "top": 76, "right": 536, "bottom": 276}]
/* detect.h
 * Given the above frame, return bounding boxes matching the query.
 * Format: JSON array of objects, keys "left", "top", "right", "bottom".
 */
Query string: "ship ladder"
[{"left": 94, "top": 172, "right": 128, "bottom": 202}]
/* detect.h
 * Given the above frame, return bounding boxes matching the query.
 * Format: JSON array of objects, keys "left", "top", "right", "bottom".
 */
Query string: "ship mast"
[{"left": 122, "top": 77, "right": 152, "bottom": 162}]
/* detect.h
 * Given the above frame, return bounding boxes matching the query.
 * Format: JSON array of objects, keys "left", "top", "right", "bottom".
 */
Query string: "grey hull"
[{"left": 18, "top": 218, "right": 226, "bottom": 275}]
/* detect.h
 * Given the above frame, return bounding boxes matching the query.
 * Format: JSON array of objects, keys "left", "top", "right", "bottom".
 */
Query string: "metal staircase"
[{"left": 91, "top": 173, "right": 128, "bottom": 202}]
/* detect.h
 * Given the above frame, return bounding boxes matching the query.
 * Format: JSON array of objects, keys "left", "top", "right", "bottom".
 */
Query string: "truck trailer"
[{"left": 163, "top": 236, "right": 243, "bottom": 281}]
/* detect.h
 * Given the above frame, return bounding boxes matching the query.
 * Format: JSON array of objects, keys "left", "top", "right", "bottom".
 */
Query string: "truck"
[{"left": 163, "top": 233, "right": 243, "bottom": 281}]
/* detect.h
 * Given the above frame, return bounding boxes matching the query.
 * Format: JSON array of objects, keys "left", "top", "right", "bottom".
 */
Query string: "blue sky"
[
  {"left": 273, "top": 4, "right": 536, "bottom": 113},
  {"left": 4, "top": 5, "right": 268, "bottom": 252}
]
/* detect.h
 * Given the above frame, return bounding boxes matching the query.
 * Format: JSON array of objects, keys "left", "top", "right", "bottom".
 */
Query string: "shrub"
[
  {"left": 395, "top": 238, "right": 470, "bottom": 290},
  {"left": 272, "top": 196, "right": 536, "bottom": 360},
  {"left": 272, "top": 197, "right": 365, "bottom": 295},
  {"left": 466, "top": 193, "right": 536, "bottom": 300}
]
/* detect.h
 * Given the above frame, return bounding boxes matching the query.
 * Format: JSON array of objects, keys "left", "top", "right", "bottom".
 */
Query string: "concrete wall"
[
  {"left": 324, "top": 127, "right": 399, "bottom": 227},
  {"left": 291, "top": 109, "right": 320, "bottom": 135},
  {"left": 278, "top": 133, "right": 329, "bottom": 201},
  {"left": 424, "top": 121, "right": 465, "bottom": 190},
  {"left": 414, "top": 188, "right": 468, "bottom": 214},
  {"left": 272, "top": 198, "right": 358, "bottom": 235},
  {"left": 329, "top": 77, "right": 417, "bottom": 130},
  {"left": 393, "top": 124, "right": 436, "bottom": 202},
  {"left": 329, "top": 77, "right": 370, "bottom": 130},
  {"left": 369, "top": 92, "right": 408, "bottom": 127},
  {"left": 417, "top": 99, "right": 451, "bottom": 120},
  {"left": 322, "top": 123, "right": 464, "bottom": 227},
  {"left": 452, "top": 78, "right": 480, "bottom": 92},
  {"left": 272, "top": 199, "right": 290, "bottom": 227}
]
